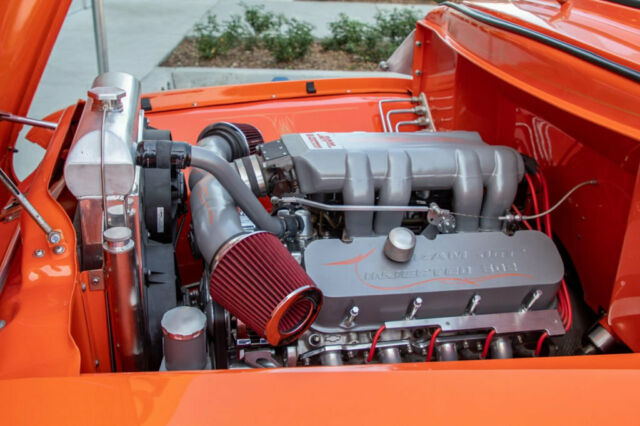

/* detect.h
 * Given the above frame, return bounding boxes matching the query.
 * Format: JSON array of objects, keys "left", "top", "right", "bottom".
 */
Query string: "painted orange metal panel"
[
  {"left": 143, "top": 77, "right": 412, "bottom": 113},
  {"left": 147, "top": 92, "right": 413, "bottom": 143},
  {"left": 0, "top": 105, "right": 80, "bottom": 379},
  {"left": 465, "top": 0, "right": 640, "bottom": 72},
  {"left": 414, "top": 8, "right": 640, "bottom": 335},
  {"left": 1, "top": 355, "right": 640, "bottom": 425},
  {"left": 71, "top": 271, "right": 112, "bottom": 373},
  {"left": 418, "top": 7, "right": 640, "bottom": 141},
  {"left": 610, "top": 165, "right": 640, "bottom": 351}
]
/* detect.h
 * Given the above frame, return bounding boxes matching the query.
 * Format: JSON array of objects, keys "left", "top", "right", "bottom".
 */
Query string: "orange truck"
[{"left": 0, "top": 0, "right": 639, "bottom": 424}]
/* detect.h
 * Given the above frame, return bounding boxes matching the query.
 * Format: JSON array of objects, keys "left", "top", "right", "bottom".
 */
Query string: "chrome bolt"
[
  {"left": 53, "top": 245, "right": 65, "bottom": 255},
  {"left": 343, "top": 306, "right": 360, "bottom": 328},
  {"left": 47, "top": 231, "right": 61, "bottom": 244},
  {"left": 416, "top": 41, "right": 422, "bottom": 47},
  {"left": 520, "top": 289, "right": 543, "bottom": 312},
  {"left": 0, "top": 320, "right": 5, "bottom": 329},
  {"left": 33, "top": 249, "right": 45, "bottom": 258},
  {"left": 405, "top": 297, "right": 423, "bottom": 320},
  {"left": 92, "top": 276, "right": 100, "bottom": 285},
  {"left": 465, "top": 294, "right": 482, "bottom": 315},
  {"left": 415, "top": 70, "right": 422, "bottom": 76},
  {"left": 81, "top": 283, "right": 87, "bottom": 292},
  {"left": 95, "top": 359, "right": 100, "bottom": 367},
  {"left": 308, "top": 334, "right": 322, "bottom": 346}
]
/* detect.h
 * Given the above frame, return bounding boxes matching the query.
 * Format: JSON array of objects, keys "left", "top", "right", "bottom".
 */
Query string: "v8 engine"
[
  {"left": 64, "top": 73, "right": 569, "bottom": 371},
  {"left": 182, "top": 127, "right": 566, "bottom": 367}
]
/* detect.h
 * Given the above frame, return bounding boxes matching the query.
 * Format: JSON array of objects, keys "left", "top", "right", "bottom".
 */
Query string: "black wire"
[{"left": 174, "top": 215, "right": 186, "bottom": 248}]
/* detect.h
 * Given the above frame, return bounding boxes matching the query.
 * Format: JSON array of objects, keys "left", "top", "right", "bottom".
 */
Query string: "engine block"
[{"left": 182, "top": 127, "right": 568, "bottom": 366}]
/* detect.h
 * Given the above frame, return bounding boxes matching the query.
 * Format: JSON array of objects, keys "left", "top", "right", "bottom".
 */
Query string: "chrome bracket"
[{"left": 384, "top": 309, "right": 565, "bottom": 336}]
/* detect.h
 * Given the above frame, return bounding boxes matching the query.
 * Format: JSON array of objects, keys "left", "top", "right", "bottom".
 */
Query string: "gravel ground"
[{"left": 162, "top": 38, "right": 380, "bottom": 71}]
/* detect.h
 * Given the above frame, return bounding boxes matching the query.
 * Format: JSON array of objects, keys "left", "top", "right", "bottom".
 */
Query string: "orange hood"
[{"left": 0, "top": 0, "right": 72, "bottom": 178}]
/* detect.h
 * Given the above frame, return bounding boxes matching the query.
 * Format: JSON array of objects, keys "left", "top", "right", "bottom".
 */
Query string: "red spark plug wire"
[
  {"left": 525, "top": 174, "right": 542, "bottom": 231},
  {"left": 366, "top": 325, "right": 386, "bottom": 363},
  {"left": 531, "top": 170, "right": 573, "bottom": 356},
  {"left": 426, "top": 328, "right": 441, "bottom": 362},
  {"left": 535, "top": 332, "right": 548, "bottom": 356},
  {"left": 481, "top": 329, "right": 496, "bottom": 359}
]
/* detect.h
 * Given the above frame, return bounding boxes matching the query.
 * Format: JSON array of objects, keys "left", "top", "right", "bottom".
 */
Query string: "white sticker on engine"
[
  {"left": 301, "top": 133, "right": 341, "bottom": 149},
  {"left": 157, "top": 207, "right": 165, "bottom": 233},
  {"left": 238, "top": 209, "right": 256, "bottom": 233}
]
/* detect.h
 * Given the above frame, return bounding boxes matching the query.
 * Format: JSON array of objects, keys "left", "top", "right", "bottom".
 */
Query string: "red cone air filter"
[
  {"left": 210, "top": 232, "right": 322, "bottom": 346},
  {"left": 229, "top": 122, "right": 263, "bottom": 155},
  {"left": 197, "top": 122, "right": 264, "bottom": 156}
]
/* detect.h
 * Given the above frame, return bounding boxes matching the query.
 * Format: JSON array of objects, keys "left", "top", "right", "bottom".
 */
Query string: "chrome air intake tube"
[
  {"left": 186, "top": 132, "right": 321, "bottom": 345},
  {"left": 189, "top": 146, "right": 284, "bottom": 237},
  {"left": 136, "top": 141, "right": 285, "bottom": 245}
]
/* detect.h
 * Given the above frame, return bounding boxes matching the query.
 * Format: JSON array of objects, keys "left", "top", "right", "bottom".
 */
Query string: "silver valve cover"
[{"left": 304, "top": 230, "right": 563, "bottom": 333}]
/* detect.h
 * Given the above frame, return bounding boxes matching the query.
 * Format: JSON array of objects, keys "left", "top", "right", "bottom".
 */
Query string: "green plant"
[
  {"left": 222, "top": 14, "right": 252, "bottom": 50},
  {"left": 193, "top": 13, "right": 250, "bottom": 58},
  {"left": 322, "top": 8, "right": 421, "bottom": 63},
  {"left": 244, "top": 5, "right": 281, "bottom": 35},
  {"left": 242, "top": 5, "right": 282, "bottom": 50},
  {"left": 321, "top": 14, "right": 367, "bottom": 54},
  {"left": 263, "top": 18, "right": 314, "bottom": 63},
  {"left": 374, "top": 8, "right": 421, "bottom": 45},
  {"left": 360, "top": 31, "right": 394, "bottom": 63},
  {"left": 193, "top": 14, "right": 223, "bottom": 59},
  {"left": 192, "top": 7, "right": 313, "bottom": 63}
]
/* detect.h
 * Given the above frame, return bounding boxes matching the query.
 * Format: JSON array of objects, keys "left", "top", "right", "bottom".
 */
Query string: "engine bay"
[{"left": 60, "top": 72, "right": 610, "bottom": 372}]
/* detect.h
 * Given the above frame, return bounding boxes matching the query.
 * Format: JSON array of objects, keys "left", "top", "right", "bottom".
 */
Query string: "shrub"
[
  {"left": 321, "top": 14, "right": 368, "bottom": 54},
  {"left": 220, "top": 15, "right": 250, "bottom": 49},
  {"left": 264, "top": 18, "right": 314, "bottom": 63},
  {"left": 193, "top": 14, "right": 224, "bottom": 59},
  {"left": 191, "top": 6, "right": 419, "bottom": 64},
  {"left": 192, "top": 7, "right": 313, "bottom": 63},
  {"left": 322, "top": 8, "right": 421, "bottom": 63},
  {"left": 244, "top": 5, "right": 281, "bottom": 35},
  {"left": 242, "top": 5, "right": 282, "bottom": 50},
  {"left": 194, "top": 13, "right": 253, "bottom": 58},
  {"left": 374, "top": 8, "right": 421, "bottom": 45},
  {"left": 360, "top": 31, "right": 395, "bottom": 63}
]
